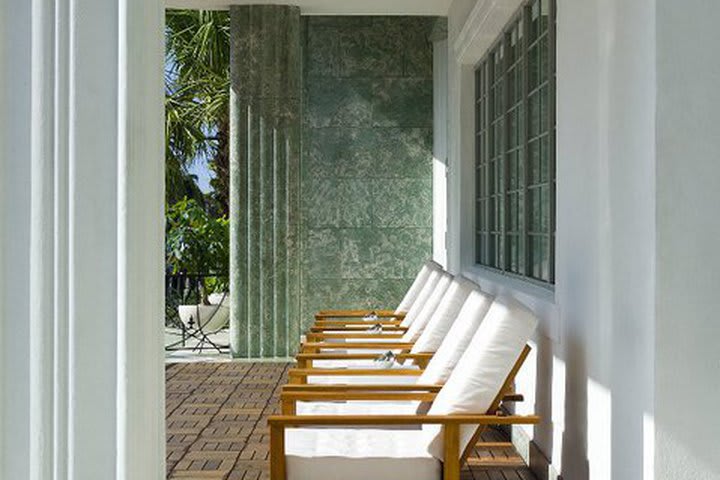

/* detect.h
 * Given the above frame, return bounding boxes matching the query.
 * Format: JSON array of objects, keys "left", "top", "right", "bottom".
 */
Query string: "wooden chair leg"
[
  {"left": 443, "top": 423, "right": 460, "bottom": 480},
  {"left": 281, "top": 398, "right": 296, "bottom": 415},
  {"left": 270, "top": 424, "right": 286, "bottom": 480}
]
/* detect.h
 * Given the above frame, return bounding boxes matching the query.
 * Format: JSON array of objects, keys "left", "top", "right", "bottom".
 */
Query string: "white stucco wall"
[
  {"left": 0, "top": 0, "right": 32, "bottom": 477},
  {"left": 445, "top": 0, "right": 659, "bottom": 478},
  {"left": 433, "top": 37, "right": 449, "bottom": 267},
  {"left": 655, "top": 1, "right": 720, "bottom": 478}
]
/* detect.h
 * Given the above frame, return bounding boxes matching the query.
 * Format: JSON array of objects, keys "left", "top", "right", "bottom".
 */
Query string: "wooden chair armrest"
[
  {"left": 289, "top": 368, "right": 422, "bottom": 377},
  {"left": 309, "top": 325, "right": 407, "bottom": 332},
  {"left": 287, "top": 367, "right": 422, "bottom": 384},
  {"left": 314, "top": 319, "right": 403, "bottom": 327},
  {"left": 314, "top": 309, "right": 405, "bottom": 319},
  {"left": 300, "top": 342, "right": 414, "bottom": 353},
  {"left": 306, "top": 332, "right": 405, "bottom": 341},
  {"left": 282, "top": 383, "right": 442, "bottom": 392},
  {"left": 268, "top": 413, "right": 541, "bottom": 427},
  {"left": 280, "top": 390, "right": 437, "bottom": 413},
  {"left": 294, "top": 352, "right": 430, "bottom": 361},
  {"left": 294, "top": 352, "right": 432, "bottom": 369}
]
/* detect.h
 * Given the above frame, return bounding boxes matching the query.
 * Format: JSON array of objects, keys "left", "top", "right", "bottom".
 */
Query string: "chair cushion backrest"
[
  {"left": 395, "top": 260, "right": 443, "bottom": 314},
  {"left": 401, "top": 272, "right": 453, "bottom": 341},
  {"left": 423, "top": 297, "right": 538, "bottom": 460},
  {"left": 409, "top": 276, "right": 478, "bottom": 349},
  {"left": 399, "top": 268, "right": 443, "bottom": 327},
  {"left": 415, "top": 289, "right": 493, "bottom": 384}
]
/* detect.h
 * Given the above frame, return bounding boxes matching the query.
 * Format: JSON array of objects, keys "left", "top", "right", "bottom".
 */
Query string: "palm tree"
[{"left": 165, "top": 9, "right": 230, "bottom": 214}]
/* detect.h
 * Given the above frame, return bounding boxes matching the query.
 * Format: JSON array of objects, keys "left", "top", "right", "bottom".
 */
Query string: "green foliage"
[
  {"left": 165, "top": 10, "right": 230, "bottom": 212},
  {"left": 166, "top": 198, "right": 229, "bottom": 279}
]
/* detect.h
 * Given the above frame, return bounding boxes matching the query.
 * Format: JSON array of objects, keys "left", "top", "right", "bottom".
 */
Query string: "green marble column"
[{"left": 229, "top": 5, "right": 301, "bottom": 358}]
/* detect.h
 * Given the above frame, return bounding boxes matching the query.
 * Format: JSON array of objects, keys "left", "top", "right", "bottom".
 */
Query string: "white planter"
[
  {"left": 177, "top": 304, "right": 229, "bottom": 332},
  {"left": 207, "top": 292, "right": 230, "bottom": 306}
]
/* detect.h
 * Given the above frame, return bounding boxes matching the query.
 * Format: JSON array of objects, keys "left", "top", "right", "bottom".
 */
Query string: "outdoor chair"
[
  {"left": 289, "top": 288, "right": 493, "bottom": 387},
  {"left": 298, "top": 276, "right": 481, "bottom": 370},
  {"left": 304, "top": 270, "right": 453, "bottom": 343},
  {"left": 267, "top": 297, "right": 539, "bottom": 480},
  {"left": 299, "top": 275, "right": 478, "bottom": 359},
  {"left": 311, "top": 260, "right": 444, "bottom": 327}
]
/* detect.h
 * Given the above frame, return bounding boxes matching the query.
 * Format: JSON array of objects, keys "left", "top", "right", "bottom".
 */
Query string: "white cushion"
[
  {"left": 416, "top": 289, "right": 494, "bottom": 385},
  {"left": 423, "top": 297, "right": 538, "bottom": 460},
  {"left": 395, "top": 260, "right": 443, "bottom": 313},
  {"left": 286, "top": 428, "right": 440, "bottom": 480},
  {"left": 410, "top": 276, "right": 478, "bottom": 351},
  {"left": 399, "top": 269, "right": 443, "bottom": 327},
  {"left": 401, "top": 272, "right": 453, "bottom": 341}
]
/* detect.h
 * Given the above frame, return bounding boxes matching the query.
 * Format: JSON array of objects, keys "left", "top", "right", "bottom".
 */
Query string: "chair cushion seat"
[{"left": 286, "top": 428, "right": 440, "bottom": 480}]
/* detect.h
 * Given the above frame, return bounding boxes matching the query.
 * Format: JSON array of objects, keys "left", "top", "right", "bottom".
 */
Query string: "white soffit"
[
  {"left": 166, "top": 0, "right": 451, "bottom": 15},
  {"left": 453, "top": 0, "right": 523, "bottom": 65}
]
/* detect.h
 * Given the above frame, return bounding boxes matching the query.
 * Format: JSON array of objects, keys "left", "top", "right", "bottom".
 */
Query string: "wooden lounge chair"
[
  {"left": 292, "top": 288, "right": 493, "bottom": 386},
  {"left": 302, "top": 276, "right": 478, "bottom": 365},
  {"left": 306, "top": 271, "right": 453, "bottom": 341},
  {"left": 268, "top": 297, "right": 539, "bottom": 480},
  {"left": 285, "top": 295, "right": 524, "bottom": 418},
  {"left": 312, "top": 260, "right": 444, "bottom": 327}
]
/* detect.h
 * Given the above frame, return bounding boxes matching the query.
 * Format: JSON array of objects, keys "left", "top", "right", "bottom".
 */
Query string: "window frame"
[{"left": 474, "top": 0, "right": 556, "bottom": 286}]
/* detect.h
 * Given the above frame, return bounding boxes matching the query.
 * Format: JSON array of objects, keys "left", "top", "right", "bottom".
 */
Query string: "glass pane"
[
  {"left": 529, "top": 93, "right": 540, "bottom": 137},
  {"left": 529, "top": 235, "right": 549, "bottom": 280},
  {"left": 540, "top": 35, "right": 549, "bottom": 83},
  {"left": 528, "top": 44, "right": 539, "bottom": 88},
  {"left": 540, "top": 185, "right": 549, "bottom": 231},
  {"left": 529, "top": 139, "right": 541, "bottom": 184},
  {"left": 539, "top": 85, "right": 548, "bottom": 132},
  {"left": 507, "top": 152, "right": 518, "bottom": 190},
  {"left": 507, "top": 235, "right": 519, "bottom": 273},
  {"left": 530, "top": 188, "right": 541, "bottom": 231},
  {"left": 540, "top": 135, "right": 549, "bottom": 182}
]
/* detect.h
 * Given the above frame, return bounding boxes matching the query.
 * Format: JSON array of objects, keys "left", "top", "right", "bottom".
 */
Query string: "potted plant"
[{"left": 166, "top": 198, "right": 230, "bottom": 331}]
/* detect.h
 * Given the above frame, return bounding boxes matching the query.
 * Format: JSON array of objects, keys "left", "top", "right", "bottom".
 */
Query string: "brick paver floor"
[{"left": 165, "top": 362, "right": 537, "bottom": 480}]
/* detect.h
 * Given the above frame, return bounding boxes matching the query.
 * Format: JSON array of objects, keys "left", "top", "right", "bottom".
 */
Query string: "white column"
[
  {"left": 0, "top": 1, "right": 32, "bottom": 478},
  {"left": 116, "top": 0, "right": 165, "bottom": 477},
  {"left": 0, "top": 0, "right": 165, "bottom": 478},
  {"left": 431, "top": 23, "right": 449, "bottom": 268}
]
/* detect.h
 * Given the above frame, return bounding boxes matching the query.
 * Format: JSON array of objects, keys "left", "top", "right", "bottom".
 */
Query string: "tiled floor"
[{"left": 165, "top": 362, "right": 537, "bottom": 480}]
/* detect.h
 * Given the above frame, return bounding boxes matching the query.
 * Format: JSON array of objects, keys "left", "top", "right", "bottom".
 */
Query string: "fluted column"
[
  {"left": 229, "top": 5, "right": 302, "bottom": 358},
  {"left": 0, "top": 0, "right": 165, "bottom": 478}
]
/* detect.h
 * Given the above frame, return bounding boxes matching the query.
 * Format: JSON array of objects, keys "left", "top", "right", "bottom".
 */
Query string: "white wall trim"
[{"left": 452, "top": 0, "right": 523, "bottom": 65}]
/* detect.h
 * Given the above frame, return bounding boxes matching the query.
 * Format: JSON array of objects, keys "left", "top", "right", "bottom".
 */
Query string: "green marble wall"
[{"left": 300, "top": 17, "right": 436, "bottom": 328}]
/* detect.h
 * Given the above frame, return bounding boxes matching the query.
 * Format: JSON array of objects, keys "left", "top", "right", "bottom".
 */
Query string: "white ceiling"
[{"left": 165, "top": 0, "right": 451, "bottom": 15}]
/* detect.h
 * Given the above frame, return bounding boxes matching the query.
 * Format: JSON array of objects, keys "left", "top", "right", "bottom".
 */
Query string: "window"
[{"left": 475, "top": 0, "right": 556, "bottom": 284}]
